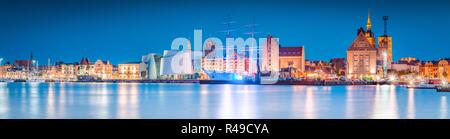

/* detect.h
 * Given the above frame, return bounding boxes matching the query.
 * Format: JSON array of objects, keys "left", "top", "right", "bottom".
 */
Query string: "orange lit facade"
[
  {"left": 0, "top": 65, "right": 12, "bottom": 79},
  {"left": 202, "top": 40, "right": 225, "bottom": 73},
  {"left": 304, "top": 61, "right": 333, "bottom": 79},
  {"left": 377, "top": 35, "right": 393, "bottom": 68},
  {"left": 55, "top": 62, "right": 79, "bottom": 81},
  {"left": 93, "top": 60, "right": 113, "bottom": 80},
  {"left": 438, "top": 60, "right": 450, "bottom": 81},
  {"left": 0, "top": 64, "right": 28, "bottom": 79},
  {"left": 118, "top": 62, "right": 141, "bottom": 80},
  {"left": 279, "top": 46, "right": 305, "bottom": 78},
  {"left": 419, "top": 61, "right": 439, "bottom": 79},
  {"left": 421, "top": 59, "right": 450, "bottom": 81},
  {"left": 346, "top": 28, "right": 378, "bottom": 79},
  {"left": 400, "top": 57, "right": 417, "bottom": 63}
]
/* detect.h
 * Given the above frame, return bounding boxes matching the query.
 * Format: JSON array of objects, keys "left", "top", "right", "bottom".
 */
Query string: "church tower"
[
  {"left": 366, "top": 11, "right": 372, "bottom": 31},
  {"left": 377, "top": 16, "right": 393, "bottom": 71},
  {"left": 364, "top": 10, "right": 376, "bottom": 47}
]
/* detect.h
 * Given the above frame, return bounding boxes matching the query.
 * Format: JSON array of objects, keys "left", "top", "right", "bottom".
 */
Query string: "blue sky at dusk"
[{"left": 0, "top": 0, "right": 449, "bottom": 64}]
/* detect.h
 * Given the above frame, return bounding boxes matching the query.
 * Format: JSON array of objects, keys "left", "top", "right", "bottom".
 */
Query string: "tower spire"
[{"left": 366, "top": 9, "right": 372, "bottom": 31}]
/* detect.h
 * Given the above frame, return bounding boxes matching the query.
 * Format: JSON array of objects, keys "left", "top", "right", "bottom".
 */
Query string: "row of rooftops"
[
  {"left": 2, "top": 57, "right": 113, "bottom": 67},
  {"left": 303, "top": 58, "right": 450, "bottom": 66}
]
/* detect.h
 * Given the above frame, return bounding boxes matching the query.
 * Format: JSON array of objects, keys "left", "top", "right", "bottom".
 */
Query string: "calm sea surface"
[{"left": 0, "top": 82, "right": 448, "bottom": 119}]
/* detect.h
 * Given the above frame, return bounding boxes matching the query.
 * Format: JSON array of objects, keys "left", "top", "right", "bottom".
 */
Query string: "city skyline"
[{"left": 1, "top": 0, "right": 450, "bottom": 64}]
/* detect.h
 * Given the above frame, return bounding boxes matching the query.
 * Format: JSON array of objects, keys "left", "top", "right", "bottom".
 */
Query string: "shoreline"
[{"left": 4, "top": 79, "right": 408, "bottom": 86}]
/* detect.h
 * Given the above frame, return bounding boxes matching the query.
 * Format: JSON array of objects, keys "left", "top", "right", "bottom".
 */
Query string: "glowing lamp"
[
  {"left": 233, "top": 75, "right": 243, "bottom": 80},
  {"left": 389, "top": 75, "right": 396, "bottom": 81}
]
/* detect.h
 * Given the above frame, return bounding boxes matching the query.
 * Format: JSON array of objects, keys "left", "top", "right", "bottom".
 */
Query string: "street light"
[{"left": 389, "top": 75, "right": 396, "bottom": 81}]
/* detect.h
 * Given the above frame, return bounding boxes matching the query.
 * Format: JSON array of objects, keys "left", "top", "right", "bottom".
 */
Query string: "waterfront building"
[
  {"left": 261, "top": 35, "right": 279, "bottom": 76},
  {"left": 72, "top": 58, "right": 114, "bottom": 80},
  {"left": 421, "top": 59, "right": 450, "bottom": 81},
  {"left": 377, "top": 37, "right": 393, "bottom": 67},
  {"left": 224, "top": 44, "right": 247, "bottom": 74},
  {"left": 419, "top": 61, "right": 439, "bottom": 79},
  {"left": 202, "top": 40, "right": 225, "bottom": 73},
  {"left": 278, "top": 46, "right": 305, "bottom": 78},
  {"left": 392, "top": 63, "right": 419, "bottom": 73},
  {"left": 347, "top": 11, "right": 393, "bottom": 80},
  {"left": 1, "top": 54, "right": 39, "bottom": 79},
  {"left": 160, "top": 49, "right": 195, "bottom": 80},
  {"left": 438, "top": 59, "right": 450, "bottom": 81},
  {"left": 305, "top": 60, "right": 333, "bottom": 79},
  {"left": 330, "top": 58, "right": 346, "bottom": 76},
  {"left": 0, "top": 64, "right": 12, "bottom": 79},
  {"left": 118, "top": 62, "right": 141, "bottom": 80},
  {"left": 93, "top": 60, "right": 113, "bottom": 80},
  {"left": 391, "top": 59, "right": 420, "bottom": 81},
  {"left": 201, "top": 40, "right": 227, "bottom": 80},
  {"left": 39, "top": 65, "right": 57, "bottom": 80},
  {"left": 13, "top": 60, "right": 36, "bottom": 72},
  {"left": 0, "top": 62, "right": 28, "bottom": 79},
  {"left": 392, "top": 58, "right": 420, "bottom": 73},
  {"left": 78, "top": 57, "right": 95, "bottom": 76},
  {"left": 4, "top": 71, "right": 27, "bottom": 79},
  {"left": 112, "top": 65, "right": 119, "bottom": 79},
  {"left": 141, "top": 53, "right": 162, "bottom": 80},
  {"left": 201, "top": 39, "right": 257, "bottom": 80},
  {"left": 346, "top": 27, "right": 378, "bottom": 79},
  {"left": 55, "top": 61, "right": 79, "bottom": 81}
]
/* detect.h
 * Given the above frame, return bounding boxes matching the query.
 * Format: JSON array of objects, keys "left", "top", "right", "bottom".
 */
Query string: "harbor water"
[{"left": 0, "top": 82, "right": 448, "bottom": 119}]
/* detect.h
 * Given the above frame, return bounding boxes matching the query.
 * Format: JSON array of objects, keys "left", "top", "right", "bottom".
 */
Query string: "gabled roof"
[
  {"left": 80, "top": 57, "right": 90, "bottom": 65},
  {"left": 347, "top": 29, "right": 377, "bottom": 51},
  {"left": 13, "top": 60, "right": 32, "bottom": 67},
  {"left": 330, "top": 58, "right": 345, "bottom": 63}
]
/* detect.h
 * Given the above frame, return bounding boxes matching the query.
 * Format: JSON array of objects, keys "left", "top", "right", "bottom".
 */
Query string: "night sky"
[{"left": 0, "top": 0, "right": 449, "bottom": 65}]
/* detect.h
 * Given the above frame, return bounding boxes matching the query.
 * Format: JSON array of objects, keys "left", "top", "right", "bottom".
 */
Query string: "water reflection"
[
  {"left": 0, "top": 83, "right": 449, "bottom": 119},
  {"left": 90, "top": 83, "right": 109, "bottom": 118},
  {"left": 0, "top": 83, "right": 8, "bottom": 118},
  {"left": 29, "top": 83, "right": 40, "bottom": 118},
  {"left": 218, "top": 85, "right": 234, "bottom": 119},
  {"left": 372, "top": 85, "right": 399, "bottom": 119},
  {"left": 58, "top": 83, "right": 66, "bottom": 117},
  {"left": 291, "top": 86, "right": 305, "bottom": 118},
  {"left": 47, "top": 83, "right": 55, "bottom": 118},
  {"left": 345, "top": 86, "right": 354, "bottom": 119},
  {"left": 199, "top": 85, "right": 209, "bottom": 118},
  {"left": 238, "top": 86, "right": 257, "bottom": 119},
  {"left": 304, "top": 87, "right": 315, "bottom": 119},
  {"left": 407, "top": 88, "right": 415, "bottom": 119},
  {"left": 440, "top": 96, "right": 447, "bottom": 119},
  {"left": 117, "top": 83, "right": 140, "bottom": 119}
]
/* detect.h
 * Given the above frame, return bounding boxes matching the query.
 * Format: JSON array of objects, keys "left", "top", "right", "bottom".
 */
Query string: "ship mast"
[
  {"left": 219, "top": 15, "right": 236, "bottom": 73},
  {"left": 244, "top": 19, "right": 260, "bottom": 83}
]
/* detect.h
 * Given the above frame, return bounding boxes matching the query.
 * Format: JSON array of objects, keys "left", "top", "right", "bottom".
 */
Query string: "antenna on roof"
[{"left": 382, "top": 16, "right": 389, "bottom": 36}]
